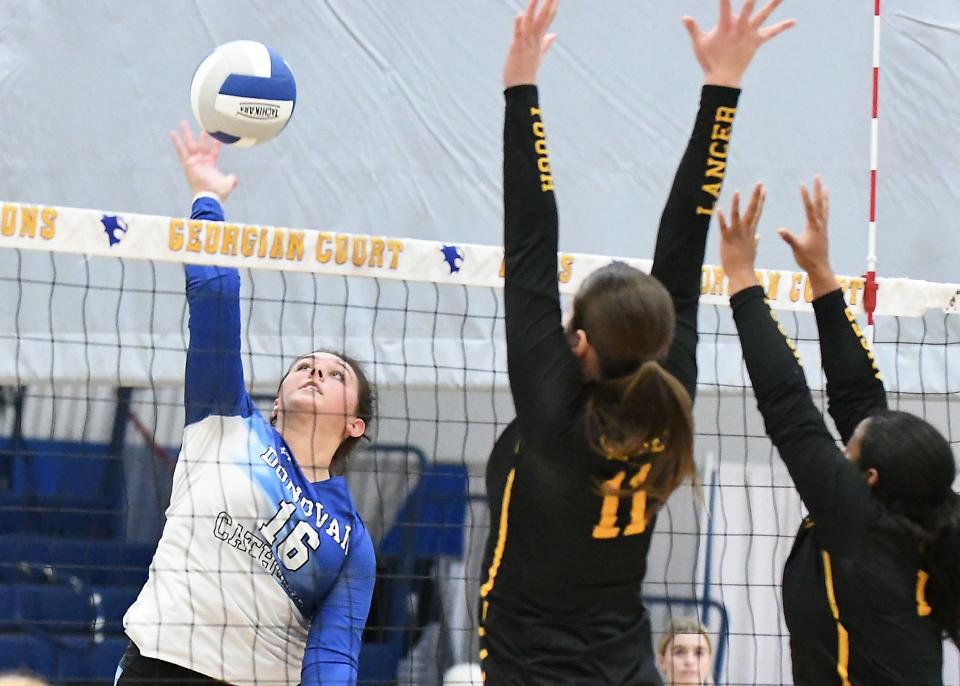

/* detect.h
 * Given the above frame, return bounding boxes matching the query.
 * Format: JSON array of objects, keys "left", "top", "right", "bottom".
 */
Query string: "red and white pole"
[{"left": 864, "top": 0, "right": 881, "bottom": 338}]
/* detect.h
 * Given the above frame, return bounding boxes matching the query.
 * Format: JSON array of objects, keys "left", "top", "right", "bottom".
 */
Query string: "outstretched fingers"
[
  {"left": 179, "top": 120, "right": 197, "bottom": 154},
  {"left": 521, "top": 0, "right": 557, "bottom": 36},
  {"left": 716, "top": 206, "right": 729, "bottom": 235},
  {"left": 170, "top": 126, "right": 188, "bottom": 164},
  {"left": 682, "top": 15, "right": 701, "bottom": 42},
  {"left": 781, "top": 176, "right": 834, "bottom": 283},
  {"left": 522, "top": 0, "right": 540, "bottom": 32},
  {"left": 541, "top": 0, "right": 559, "bottom": 29},
  {"left": 777, "top": 227, "right": 799, "bottom": 249},
  {"left": 800, "top": 183, "right": 816, "bottom": 228},
  {"left": 751, "top": 0, "right": 796, "bottom": 40},
  {"left": 730, "top": 190, "right": 742, "bottom": 230},
  {"left": 718, "top": 185, "right": 766, "bottom": 240},
  {"left": 759, "top": 18, "right": 797, "bottom": 43},
  {"left": 744, "top": 182, "right": 766, "bottom": 231},
  {"left": 750, "top": 0, "right": 783, "bottom": 28},
  {"left": 532, "top": 0, "right": 558, "bottom": 40},
  {"left": 813, "top": 175, "right": 830, "bottom": 222},
  {"left": 542, "top": 33, "right": 558, "bottom": 56},
  {"left": 717, "top": 191, "right": 747, "bottom": 240},
  {"left": 737, "top": 0, "right": 757, "bottom": 29},
  {"left": 503, "top": 0, "right": 558, "bottom": 87},
  {"left": 197, "top": 128, "right": 219, "bottom": 158},
  {"left": 718, "top": 0, "right": 734, "bottom": 29}
]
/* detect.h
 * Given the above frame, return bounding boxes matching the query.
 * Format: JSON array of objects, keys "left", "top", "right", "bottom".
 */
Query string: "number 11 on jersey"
[{"left": 592, "top": 463, "right": 652, "bottom": 539}]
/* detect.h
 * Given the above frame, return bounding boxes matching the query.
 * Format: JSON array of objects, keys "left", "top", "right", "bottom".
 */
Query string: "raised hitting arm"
[{"left": 170, "top": 122, "right": 253, "bottom": 425}]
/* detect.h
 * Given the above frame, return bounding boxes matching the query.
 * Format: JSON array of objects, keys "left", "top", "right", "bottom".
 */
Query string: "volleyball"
[{"left": 190, "top": 40, "right": 296, "bottom": 147}]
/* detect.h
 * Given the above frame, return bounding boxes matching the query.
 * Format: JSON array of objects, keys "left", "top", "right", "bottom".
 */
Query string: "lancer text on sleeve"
[{"left": 697, "top": 105, "right": 737, "bottom": 216}]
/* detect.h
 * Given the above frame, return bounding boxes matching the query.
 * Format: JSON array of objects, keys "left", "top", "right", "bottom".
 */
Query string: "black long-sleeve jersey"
[
  {"left": 478, "top": 85, "right": 740, "bottom": 686},
  {"left": 731, "top": 285, "right": 943, "bottom": 685}
]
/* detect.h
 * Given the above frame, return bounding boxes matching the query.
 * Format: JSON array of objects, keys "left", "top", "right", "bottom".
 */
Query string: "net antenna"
[{"left": 864, "top": 0, "right": 882, "bottom": 344}]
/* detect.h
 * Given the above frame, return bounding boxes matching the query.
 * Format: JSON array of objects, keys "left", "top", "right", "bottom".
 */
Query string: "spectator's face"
[{"left": 658, "top": 633, "right": 711, "bottom": 685}]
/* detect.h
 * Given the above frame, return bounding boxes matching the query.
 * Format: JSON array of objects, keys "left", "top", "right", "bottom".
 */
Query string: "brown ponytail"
[
  {"left": 586, "top": 360, "right": 694, "bottom": 503},
  {"left": 570, "top": 262, "right": 696, "bottom": 505}
]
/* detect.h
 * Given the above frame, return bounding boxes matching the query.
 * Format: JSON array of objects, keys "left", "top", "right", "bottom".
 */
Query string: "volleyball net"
[{"left": 0, "top": 200, "right": 958, "bottom": 685}]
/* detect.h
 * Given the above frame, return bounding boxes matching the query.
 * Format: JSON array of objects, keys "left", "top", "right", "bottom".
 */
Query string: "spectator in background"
[{"left": 657, "top": 618, "right": 713, "bottom": 686}]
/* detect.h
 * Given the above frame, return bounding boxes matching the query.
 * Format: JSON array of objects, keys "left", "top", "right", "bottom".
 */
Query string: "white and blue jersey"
[{"left": 123, "top": 196, "right": 376, "bottom": 686}]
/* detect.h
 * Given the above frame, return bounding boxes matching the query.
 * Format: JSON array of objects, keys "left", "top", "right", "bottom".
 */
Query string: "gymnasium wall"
[{"left": 1, "top": 1, "right": 958, "bottom": 283}]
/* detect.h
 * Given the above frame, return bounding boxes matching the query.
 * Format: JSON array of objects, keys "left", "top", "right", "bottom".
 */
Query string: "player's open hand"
[
  {"left": 779, "top": 176, "right": 839, "bottom": 298},
  {"left": 170, "top": 121, "right": 239, "bottom": 203},
  {"left": 683, "top": 0, "right": 796, "bottom": 88},
  {"left": 503, "top": 0, "right": 558, "bottom": 88},
  {"left": 718, "top": 182, "right": 766, "bottom": 295}
]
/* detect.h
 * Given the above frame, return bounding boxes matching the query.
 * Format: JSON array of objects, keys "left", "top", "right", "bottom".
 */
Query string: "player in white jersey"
[{"left": 117, "top": 123, "right": 377, "bottom": 686}]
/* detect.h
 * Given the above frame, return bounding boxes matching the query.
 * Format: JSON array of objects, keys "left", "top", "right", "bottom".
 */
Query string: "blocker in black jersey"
[
  {"left": 479, "top": 80, "right": 737, "bottom": 686},
  {"left": 719, "top": 174, "right": 957, "bottom": 685},
  {"left": 731, "top": 288, "right": 945, "bottom": 685},
  {"left": 480, "top": 3, "right": 796, "bottom": 682}
]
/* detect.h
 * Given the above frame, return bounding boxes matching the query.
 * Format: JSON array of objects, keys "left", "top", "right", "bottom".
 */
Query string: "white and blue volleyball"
[{"left": 190, "top": 40, "right": 296, "bottom": 147}]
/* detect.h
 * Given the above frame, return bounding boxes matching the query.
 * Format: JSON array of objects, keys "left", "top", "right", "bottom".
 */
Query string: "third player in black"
[{"left": 719, "top": 175, "right": 960, "bottom": 685}]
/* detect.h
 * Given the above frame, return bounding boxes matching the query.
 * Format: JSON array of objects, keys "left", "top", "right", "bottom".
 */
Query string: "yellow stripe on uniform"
[
  {"left": 480, "top": 468, "right": 516, "bottom": 599},
  {"left": 767, "top": 300, "right": 804, "bottom": 366},
  {"left": 821, "top": 551, "right": 852, "bottom": 686},
  {"left": 916, "top": 570, "right": 932, "bottom": 617},
  {"left": 478, "top": 467, "right": 517, "bottom": 673},
  {"left": 844, "top": 306, "right": 882, "bottom": 380}
]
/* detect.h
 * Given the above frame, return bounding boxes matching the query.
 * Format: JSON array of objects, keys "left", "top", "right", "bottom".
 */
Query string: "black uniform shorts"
[
  {"left": 115, "top": 641, "right": 227, "bottom": 686},
  {"left": 479, "top": 600, "right": 664, "bottom": 686}
]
